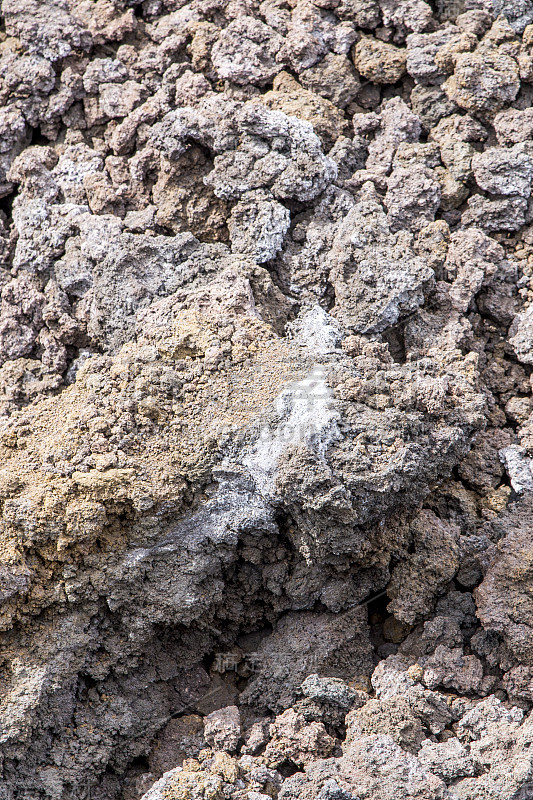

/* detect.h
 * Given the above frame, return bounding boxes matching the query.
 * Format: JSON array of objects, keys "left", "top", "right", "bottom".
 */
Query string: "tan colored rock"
[
  {"left": 148, "top": 715, "right": 204, "bottom": 777},
  {"left": 434, "top": 31, "right": 478, "bottom": 74},
  {"left": 353, "top": 37, "right": 407, "bottom": 84},
  {"left": 300, "top": 53, "right": 361, "bottom": 108},
  {"left": 387, "top": 511, "right": 460, "bottom": 625},
  {"left": 76, "top": 0, "right": 137, "bottom": 44},
  {"left": 444, "top": 47, "right": 520, "bottom": 113},
  {"left": 346, "top": 696, "right": 425, "bottom": 754},
  {"left": 152, "top": 149, "right": 230, "bottom": 242},
  {"left": 264, "top": 709, "right": 336, "bottom": 768},
  {"left": 262, "top": 72, "right": 349, "bottom": 149},
  {"left": 99, "top": 80, "right": 145, "bottom": 119},
  {"left": 83, "top": 172, "right": 124, "bottom": 216},
  {"left": 435, "top": 167, "right": 469, "bottom": 211}
]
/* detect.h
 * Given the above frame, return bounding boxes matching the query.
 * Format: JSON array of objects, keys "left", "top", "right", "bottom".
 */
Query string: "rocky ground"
[{"left": 3, "top": 0, "right": 533, "bottom": 798}]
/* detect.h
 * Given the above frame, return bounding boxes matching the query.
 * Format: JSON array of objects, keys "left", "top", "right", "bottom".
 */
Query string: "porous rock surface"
[{"left": 1, "top": 1, "right": 533, "bottom": 799}]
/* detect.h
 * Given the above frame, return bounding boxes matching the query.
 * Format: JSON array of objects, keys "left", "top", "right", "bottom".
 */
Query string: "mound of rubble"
[{"left": 2, "top": 0, "right": 533, "bottom": 798}]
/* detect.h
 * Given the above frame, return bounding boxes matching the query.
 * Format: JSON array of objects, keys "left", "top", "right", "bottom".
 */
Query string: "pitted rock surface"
[{"left": 1, "top": 1, "right": 533, "bottom": 800}]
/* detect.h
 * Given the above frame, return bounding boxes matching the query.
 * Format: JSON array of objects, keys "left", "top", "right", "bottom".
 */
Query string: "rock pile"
[{"left": 1, "top": 0, "right": 533, "bottom": 798}]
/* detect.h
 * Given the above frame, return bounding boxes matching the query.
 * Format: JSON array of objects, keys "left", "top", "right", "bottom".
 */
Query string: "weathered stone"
[
  {"left": 472, "top": 144, "right": 533, "bottom": 197},
  {"left": 387, "top": 511, "right": 461, "bottom": 625},
  {"left": 1, "top": 2, "right": 533, "bottom": 800},
  {"left": 300, "top": 54, "right": 361, "bottom": 108},
  {"left": 444, "top": 47, "right": 520, "bottom": 113},
  {"left": 203, "top": 706, "right": 241, "bottom": 753},
  {"left": 476, "top": 496, "right": 533, "bottom": 662},
  {"left": 211, "top": 16, "right": 286, "bottom": 86},
  {"left": 353, "top": 37, "right": 407, "bottom": 84}
]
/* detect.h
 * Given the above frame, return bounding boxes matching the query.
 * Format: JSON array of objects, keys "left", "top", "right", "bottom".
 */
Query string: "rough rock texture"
[{"left": 1, "top": 1, "right": 533, "bottom": 800}]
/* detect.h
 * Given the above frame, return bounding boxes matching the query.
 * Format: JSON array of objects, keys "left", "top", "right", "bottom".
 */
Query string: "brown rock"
[
  {"left": 148, "top": 715, "right": 204, "bottom": 776},
  {"left": 263, "top": 72, "right": 349, "bottom": 149},
  {"left": 353, "top": 37, "right": 407, "bottom": 84},
  {"left": 264, "top": 709, "right": 336, "bottom": 768},
  {"left": 444, "top": 48, "right": 520, "bottom": 113}
]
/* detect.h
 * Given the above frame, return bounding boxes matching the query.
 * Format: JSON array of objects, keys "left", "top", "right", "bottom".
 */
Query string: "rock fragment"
[
  {"left": 300, "top": 53, "right": 361, "bottom": 108},
  {"left": 444, "top": 47, "right": 520, "bottom": 113},
  {"left": 387, "top": 511, "right": 461, "bottom": 625},
  {"left": 211, "top": 16, "right": 286, "bottom": 86},
  {"left": 510, "top": 302, "right": 533, "bottom": 364},
  {"left": 2, "top": 0, "right": 91, "bottom": 62},
  {"left": 241, "top": 609, "right": 373, "bottom": 712},
  {"left": 353, "top": 37, "right": 407, "bottom": 83},
  {"left": 472, "top": 144, "right": 533, "bottom": 197},
  {"left": 462, "top": 194, "right": 528, "bottom": 232},
  {"left": 203, "top": 706, "right": 241, "bottom": 753},
  {"left": 151, "top": 96, "right": 337, "bottom": 203},
  {"left": 418, "top": 738, "right": 475, "bottom": 781}
]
